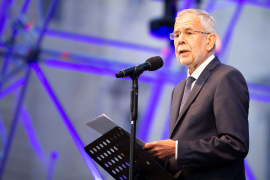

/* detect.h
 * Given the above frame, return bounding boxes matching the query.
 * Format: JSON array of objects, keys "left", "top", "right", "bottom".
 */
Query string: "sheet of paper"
[
  {"left": 86, "top": 114, "right": 145, "bottom": 147},
  {"left": 86, "top": 114, "right": 118, "bottom": 135}
]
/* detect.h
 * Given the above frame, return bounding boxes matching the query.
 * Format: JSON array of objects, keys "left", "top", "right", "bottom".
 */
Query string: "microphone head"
[{"left": 145, "top": 56, "right": 163, "bottom": 71}]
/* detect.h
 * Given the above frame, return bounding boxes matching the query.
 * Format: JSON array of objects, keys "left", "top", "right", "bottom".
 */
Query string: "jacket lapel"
[
  {"left": 169, "top": 80, "right": 186, "bottom": 134},
  {"left": 169, "top": 57, "right": 221, "bottom": 138}
]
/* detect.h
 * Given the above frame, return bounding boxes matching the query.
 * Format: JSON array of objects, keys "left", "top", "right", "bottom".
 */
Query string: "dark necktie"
[{"left": 179, "top": 76, "right": 196, "bottom": 113}]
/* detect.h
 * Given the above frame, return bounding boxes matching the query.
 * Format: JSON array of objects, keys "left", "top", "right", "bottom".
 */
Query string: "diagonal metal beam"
[
  {"left": 20, "top": 0, "right": 32, "bottom": 15},
  {"left": 0, "top": 77, "right": 25, "bottom": 100},
  {"left": 9, "top": 0, "right": 32, "bottom": 37},
  {"left": 31, "top": 62, "right": 103, "bottom": 180},
  {"left": 41, "top": 58, "right": 186, "bottom": 85},
  {"left": 42, "top": 29, "right": 162, "bottom": 53},
  {"left": 247, "top": 83, "right": 270, "bottom": 94},
  {"left": 204, "top": 0, "right": 217, "bottom": 13},
  {"left": 217, "top": 0, "right": 244, "bottom": 63},
  {"left": 36, "top": 0, "right": 59, "bottom": 46},
  {"left": 244, "top": 159, "right": 256, "bottom": 180},
  {"left": 46, "top": 151, "right": 59, "bottom": 180},
  {"left": 0, "top": 63, "right": 26, "bottom": 86},
  {"left": 40, "top": 57, "right": 270, "bottom": 103},
  {"left": 0, "top": 0, "right": 33, "bottom": 90},
  {"left": 137, "top": 82, "right": 165, "bottom": 142},
  {"left": 36, "top": 0, "right": 44, "bottom": 26},
  {"left": 249, "top": 92, "right": 270, "bottom": 104},
  {"left": 137, "top": 50, "right": 175, "bottom": 142},
  {"left": 18, "top": 105, "right": 47, "bottom": 162},
  {"left": 0, "top": 111, "right": 7, "bottom": 152},
  {"left": 3, "top": 77, "right": 46, "bottom": 162},
  {"left": 227, "top": 0, "right": 270, "bottom": 9},
  {"left": 0, "top": 64, "right": 31, "bottom": 179},
  {"left": 0, "top": 0, "right": 13, "bottom": 36}
]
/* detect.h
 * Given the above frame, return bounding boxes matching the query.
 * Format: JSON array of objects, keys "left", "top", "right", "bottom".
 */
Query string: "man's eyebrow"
[
  {"left": 185, "top": 27, "right": 193, "bottom": 30},
  {"left": 174, "top": 27, "right": 194, "bottom": 33}
]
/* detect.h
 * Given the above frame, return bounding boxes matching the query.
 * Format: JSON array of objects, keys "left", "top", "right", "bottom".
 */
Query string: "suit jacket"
[{"left": 168, "top": 57, "right": 249, "bottom": 180}]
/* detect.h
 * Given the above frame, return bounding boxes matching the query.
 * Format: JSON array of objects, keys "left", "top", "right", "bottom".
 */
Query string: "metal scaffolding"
[{"left": 1, "top": 0, "right": 269, "bottom": 179}]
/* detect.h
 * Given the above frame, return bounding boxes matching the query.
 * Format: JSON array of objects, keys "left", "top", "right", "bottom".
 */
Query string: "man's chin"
[{"left": 179, "top": 59, "right": 192, "bottom": 66}]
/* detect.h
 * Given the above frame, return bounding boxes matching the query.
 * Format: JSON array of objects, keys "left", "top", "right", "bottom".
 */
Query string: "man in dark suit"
[{"left": 143, "top": 9, "right": 249, "bottom": 180}]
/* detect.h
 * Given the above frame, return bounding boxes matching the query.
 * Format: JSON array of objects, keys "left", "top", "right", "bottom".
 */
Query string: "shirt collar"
[{"left": 187, "top": 54, "right": 215, "bottom": 79}]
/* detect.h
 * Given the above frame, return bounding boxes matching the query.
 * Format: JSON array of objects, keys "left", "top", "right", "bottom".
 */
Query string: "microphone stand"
[{"left": 128, "top": 66, "right": 144, "bottom": 180}]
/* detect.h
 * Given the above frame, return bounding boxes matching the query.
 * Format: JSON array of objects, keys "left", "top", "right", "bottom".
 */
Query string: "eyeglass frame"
[{"left": 169, "top": 30, "right": 211, "bottom": 40}]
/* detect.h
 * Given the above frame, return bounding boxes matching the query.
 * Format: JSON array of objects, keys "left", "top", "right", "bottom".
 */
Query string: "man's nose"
[{"left": 177, "top": 33, "right": 186, "bottom": 44}]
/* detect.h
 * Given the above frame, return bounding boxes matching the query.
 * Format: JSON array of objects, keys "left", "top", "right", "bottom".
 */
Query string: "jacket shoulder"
[{"left": 213, "top": 63, "right": 246, "bottom": 80}]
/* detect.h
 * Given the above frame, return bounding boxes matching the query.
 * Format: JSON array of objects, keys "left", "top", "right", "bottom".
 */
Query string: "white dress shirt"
[{"left": 175, "top": 54, "right": 215, "bottom": 159}]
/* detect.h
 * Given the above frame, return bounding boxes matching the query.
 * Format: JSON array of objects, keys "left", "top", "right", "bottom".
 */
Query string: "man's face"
[{"left": 174, "top": 13, "right": 208, "bottom": 72}]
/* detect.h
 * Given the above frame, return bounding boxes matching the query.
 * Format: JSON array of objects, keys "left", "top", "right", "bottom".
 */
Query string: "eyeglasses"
[{"left": 169, "top": 30, "right": 210, "bottom": 40}]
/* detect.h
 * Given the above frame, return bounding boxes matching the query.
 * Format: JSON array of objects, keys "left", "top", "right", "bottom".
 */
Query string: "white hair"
[
  {"left": 176, "top": 9, "right": 216, "bottom": 52},
  {"left": 176, "top": 9, "right": 216, "bottom": 34}
]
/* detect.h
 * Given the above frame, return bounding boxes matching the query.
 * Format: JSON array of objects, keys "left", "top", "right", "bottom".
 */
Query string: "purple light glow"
[
  {"left": 249, "top": 92, "right": 270, "bottom": 104},
  {"left": 204, "top": 0, "right": 216, "bottom": 13},
  {"left": 41, "top": 49, "right": 269, "bottom": 98},
  {"left": 137, "top": 83, "right": 164, "bottom": 142},
  {"left": 161, "top": 108, "right": 171, "bottom": 140},
  {"left": 2, "top": 0, "right": 32, "bottom": 40},
  {"left": 0, "top": 63, "right": 25, "bottom": 85},
  {"left": 0, "top": 48, "right": 12, "bottom": 91},
  {"left": 0, "top": 0, "right": 265, "bottom": 179},
  {"left": 43, "top": 59, "right": 119, "bottom": 78},
  {"left": 31, "top": 62, "right": 103, "bottom": 180},
  {"left": 248, "top": 83, "right": 270, "bottom": 94},
  {"left": 218, "top": 2, "right": 244, "bottom": 63},
  {"left": 36, "top": 0, "right": 59, "bottom": 46},
  {"left": 42, "top": 58, "right": 270, "bottom": 104},
  {"left": 41, "top": 48, "right": 174, "bottom": 79},
  {"left": 229, "top": 0, "right": 270, "bottom": 9},
  {"left": 36, "top": 0, "right": 44, "bottom": 26},
  {"left": 46, "top": 151, "right": 59, "bottom": 180},
  {"left": 0, "top": 0, "right": 9, "bottom": 35},
  {"left": 18, "top": 105, "right": 46, "bottom": 162},
  {"left": 42, "top": 59, "right": 180, "bottom": 85},
  {"left": 161, "top": 46, "right": 174, "bottom": 68},
  {"left": 137, "top": 52, "right": 174, "bottom": 142},
  {"left": 0, "top": 58, "right": 10, "bottom": 82},
  {"left": 244, "top": 159, "right": 256, "bottom": 180},
  {"left": 41, "top": 48, "right": 137, "bottom": 69},
  {"left": 0, "top": 111, "right": 7, "bottom": 148},
  {"left": 42, "top": 29, "right": 162, "bottom": 53},
  {"left": 0, "top": 77, "right": 25, "bottom": 100},
  {"left": 4, "top": 74, "right": 45, "bottom": 163},
  {"left": 0, "top": 66, "right": 31, "bottom": 179},
  {"left": 183, "top": 0, "right": 194, "bottom": 10},
  {"left": 20, "top": 0, "right": 31, "bottom": 14}
]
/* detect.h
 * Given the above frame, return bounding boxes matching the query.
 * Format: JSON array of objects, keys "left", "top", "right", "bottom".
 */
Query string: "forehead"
[{"left": 174, "top": 13, "right": 201, "bottom": 31}]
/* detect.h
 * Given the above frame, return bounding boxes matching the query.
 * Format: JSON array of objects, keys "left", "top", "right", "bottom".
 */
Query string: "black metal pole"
[{"left": 129, "top": 77, "right": 138, "bottom": 180}]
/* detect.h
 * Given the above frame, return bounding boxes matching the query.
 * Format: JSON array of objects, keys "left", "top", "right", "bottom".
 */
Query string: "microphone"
[{"left": 115, "top": 56, "right": 163, "bottom": 78}]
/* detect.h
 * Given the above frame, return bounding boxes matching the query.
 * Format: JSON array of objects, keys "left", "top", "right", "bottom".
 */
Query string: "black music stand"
[{"left": 84, "top": 127, "right": 176, "bottom": 180}]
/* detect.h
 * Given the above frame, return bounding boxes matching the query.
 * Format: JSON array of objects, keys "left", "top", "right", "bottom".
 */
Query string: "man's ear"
[{"left": 206, "top": 33, "right": 217, "bottom": 52}]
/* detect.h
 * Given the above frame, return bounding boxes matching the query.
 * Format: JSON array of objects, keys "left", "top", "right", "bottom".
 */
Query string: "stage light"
[{"left": 150, "top": 0, "right": 177, "bottom": 39}]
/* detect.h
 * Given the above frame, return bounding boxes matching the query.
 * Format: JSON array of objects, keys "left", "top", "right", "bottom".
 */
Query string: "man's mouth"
[{"left": 180, "top": 50, "right": 189, "bottom": 54}]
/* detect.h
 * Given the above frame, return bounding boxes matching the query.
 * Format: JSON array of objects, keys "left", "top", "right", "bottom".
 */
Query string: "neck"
[{"left": 188, "top": 52, "right": 213, "bottom": 75}]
